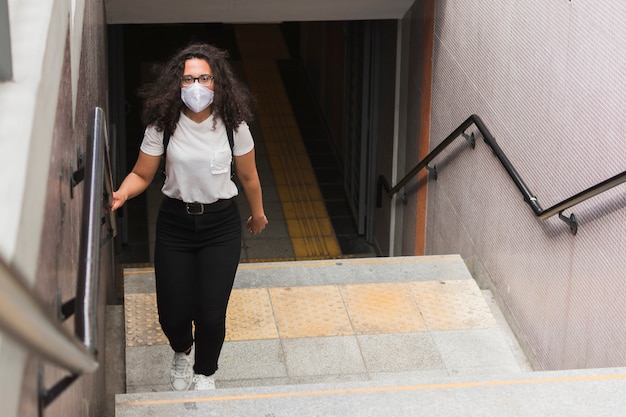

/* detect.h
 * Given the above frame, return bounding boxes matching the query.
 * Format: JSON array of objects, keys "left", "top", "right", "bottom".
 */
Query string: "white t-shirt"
[{"left": 140, "top": 112, "right": 254, "bottom": 204}]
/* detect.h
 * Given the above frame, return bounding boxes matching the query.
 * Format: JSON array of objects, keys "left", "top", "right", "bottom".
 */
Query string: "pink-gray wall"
[{"left": 409, "top": 0, "right": 626, "bottom": 369}]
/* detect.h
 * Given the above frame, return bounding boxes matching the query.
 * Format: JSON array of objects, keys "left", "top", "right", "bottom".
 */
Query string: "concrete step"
[
  {"left": 122, "top": 256, "right": 529, "bottom": 390},
  {"left": 118, "top": 255, "right": 538, "bottom": 413},
  {"left": 115, "top": 367, "right": 626, "bottom": 416}
]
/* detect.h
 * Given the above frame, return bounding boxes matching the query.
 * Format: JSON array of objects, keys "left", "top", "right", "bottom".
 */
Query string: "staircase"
[
  {"left": 115, "top": 254, "right": 538, "bottom": 416},
  {"left": 115, "top": 255, "right": 626, "bottom": 416}
]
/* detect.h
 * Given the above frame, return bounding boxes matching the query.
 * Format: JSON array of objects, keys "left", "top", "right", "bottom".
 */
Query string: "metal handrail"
[
  {"left": 0, "top": 107, "right": 115, "bottom": 412},
  {"left": 0, "top": 257, "right": 98, "bottom": 374},
  {"left": 76, "top": 106, "right": 109, "bottom": 351},
  {"left": 378, "top": 114, "right": 626, "bottom": 235}
]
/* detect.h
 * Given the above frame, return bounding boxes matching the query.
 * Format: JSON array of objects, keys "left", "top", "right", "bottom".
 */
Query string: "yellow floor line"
[
  {"left": 123, "top": 268, "right": 156, "bottom": 275},
  {"left": 118, "top": 373, "right": 626, "bottom": 407}
]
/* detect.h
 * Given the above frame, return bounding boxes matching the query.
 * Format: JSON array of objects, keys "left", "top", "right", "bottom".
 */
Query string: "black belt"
[{"left": 166, "top": 197, "right": 233, "bottom": 215}]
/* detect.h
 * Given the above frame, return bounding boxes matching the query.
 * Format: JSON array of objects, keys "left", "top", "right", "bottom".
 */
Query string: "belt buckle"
[{"left": 185, "top": 202, "right": 204, "bottom": 215}]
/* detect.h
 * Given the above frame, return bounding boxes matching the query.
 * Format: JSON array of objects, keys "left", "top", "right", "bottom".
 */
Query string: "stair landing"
[{"left": 121, "top": 255, "right": 529, "bottom": 394}]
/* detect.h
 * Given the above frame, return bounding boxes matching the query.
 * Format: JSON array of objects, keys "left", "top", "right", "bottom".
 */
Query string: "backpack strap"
[
  {"left": 226, "top": 127, "right": 234, "bottom": 150},
  {"left": 160, "top": 128, "right": 171, "bottom": 181},
  {"left": 163, "top": 128, "right": 171, "bottom": 152},
  {"left": 226, "top": 127, "right": 236, "bottom": 179}
]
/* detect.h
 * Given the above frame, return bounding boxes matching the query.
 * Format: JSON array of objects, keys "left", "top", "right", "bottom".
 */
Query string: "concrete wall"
[
  {"left": 0, "top": 0, "right": 112, "bottom": 416},
  {"left": 421, "top": 0, "right": 626, "bottom": 370}
]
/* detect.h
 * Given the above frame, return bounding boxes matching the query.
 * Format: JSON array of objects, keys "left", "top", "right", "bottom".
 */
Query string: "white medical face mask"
[{"left": 181, "top": 82, "right": 214, "bottom": 113}]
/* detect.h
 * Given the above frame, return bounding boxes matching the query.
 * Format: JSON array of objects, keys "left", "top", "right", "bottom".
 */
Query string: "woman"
[{"left": 111, "top": 43, "right": 268, "bottom": 391}]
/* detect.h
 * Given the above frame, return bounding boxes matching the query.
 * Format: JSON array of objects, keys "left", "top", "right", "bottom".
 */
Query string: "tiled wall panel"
[{"left": 420, "top": 0, "right": 626, "bottom": 370}]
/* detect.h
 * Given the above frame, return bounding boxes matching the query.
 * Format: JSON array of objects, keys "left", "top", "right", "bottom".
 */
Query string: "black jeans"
[{"left": 154, "top": 197, "right": 241, "bottom": 376}]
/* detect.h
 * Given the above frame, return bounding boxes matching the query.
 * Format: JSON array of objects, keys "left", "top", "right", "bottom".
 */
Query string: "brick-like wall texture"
[
  {"left": 420, "top": 0, "right": 626, "bottom": 370},
  {"left": 17, "top": 1, "right": 111, "bottom": 416}
]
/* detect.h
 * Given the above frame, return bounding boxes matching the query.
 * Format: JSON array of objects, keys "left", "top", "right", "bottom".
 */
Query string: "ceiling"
[{"left": 104, "top": 0, "right": 415, "bottom": 24}]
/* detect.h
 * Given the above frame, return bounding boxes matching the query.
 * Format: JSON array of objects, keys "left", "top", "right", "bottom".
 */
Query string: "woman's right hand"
[
  {"left": 110, "top": 152, "right": 161, "bottom": 211},
  {"left": 110, "top": 190, "right": 128, "bottom": 211}
]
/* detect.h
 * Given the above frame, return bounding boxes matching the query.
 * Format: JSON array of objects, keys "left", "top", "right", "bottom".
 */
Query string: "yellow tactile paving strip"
[
  {"left": 225, "top": 288, "right": 279, "bottom": 340},
  {"left": 269, "top": 286, "right": 354, "bottom": 338},
  {"left": 234, "top": 26, "right": 342, "bottom": 260},
  {"left": 124, "top": 280, "right": 496, "bottom": 347},
  {"left": 124, "top": 293, "right": 167, "bottom": 346},
  {"left": 341, "top": 283, "right": 428, "bottom": 334}
]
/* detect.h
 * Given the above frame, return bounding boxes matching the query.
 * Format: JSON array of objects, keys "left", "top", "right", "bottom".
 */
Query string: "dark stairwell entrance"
[{"left": 110, "top": 22, "right": 376, "bottom": 266}]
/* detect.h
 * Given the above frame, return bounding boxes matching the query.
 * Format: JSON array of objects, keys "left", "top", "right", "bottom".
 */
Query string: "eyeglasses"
[{"left": 181, "top": 74, "right": 214, "bottom": 86}]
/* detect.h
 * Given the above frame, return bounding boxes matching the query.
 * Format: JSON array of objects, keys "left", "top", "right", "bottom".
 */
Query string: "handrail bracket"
[
  {"left": 38, "top": 366, "right": 79, "bottom": 415},
  {"left": 426, "top": 165, "right": 438, "bottom": 180},
  {"left": 558, "top": 211, "right": 578, "bottom": 235},
  {"left": 462, "top": 131, "right": 476, "bottom": 149},
  {"left": 57, "top": 290, "right": 75, "bottom": 322},
  {"left": 70, "top": 147, "right": 85, "bottom": 199}
]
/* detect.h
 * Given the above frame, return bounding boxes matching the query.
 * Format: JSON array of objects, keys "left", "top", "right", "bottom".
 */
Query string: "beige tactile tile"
[
  {"left": 226, "top": 288, "right": 279, "bottom": 341},
  {"left": 269, "top": 286, "right": 353, "bottom": 338},
  {"left": 410, "top": 280, "right": 497, "bottom": 330},
  {"left": 341, "top": 283, "right": 428, "bottom": 334},
  {"left": 124, "top": 293, "right": 166, "bottom": 347}
]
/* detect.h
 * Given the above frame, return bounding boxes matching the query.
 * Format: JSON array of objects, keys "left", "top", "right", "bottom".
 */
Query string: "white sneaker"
[
  {"left": 193, "top": 374, "right": 216, "bottom": 390},
  {"left": 170, "top": 351, "right": 193, "bottom": 391}
]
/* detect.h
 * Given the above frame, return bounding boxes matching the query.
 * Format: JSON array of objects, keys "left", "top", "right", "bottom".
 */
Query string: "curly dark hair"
[{"left": 138, "top": 43, "right": 256, "bottom": 133}]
